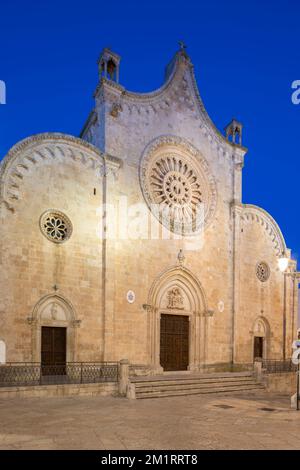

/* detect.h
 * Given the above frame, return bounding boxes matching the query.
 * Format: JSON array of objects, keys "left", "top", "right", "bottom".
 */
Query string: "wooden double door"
[
  {"left": 41, "top": 327, "right": 67, "bottom": 375},
  {"left": 160, "top": 314, "right": 189, "bottom": 371}
]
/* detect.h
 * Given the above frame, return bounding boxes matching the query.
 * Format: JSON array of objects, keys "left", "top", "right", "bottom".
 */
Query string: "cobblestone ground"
[{"left": 0, "top": 392, "right": 299, "bottom": 450}]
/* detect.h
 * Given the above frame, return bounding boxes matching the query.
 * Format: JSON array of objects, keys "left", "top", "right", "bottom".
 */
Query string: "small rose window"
[
  {"left": 40, "top": 210, "right": 72, "bottom": 243},
  {"left": 256, "top": 262, "right": 270, "bottom": 282}
]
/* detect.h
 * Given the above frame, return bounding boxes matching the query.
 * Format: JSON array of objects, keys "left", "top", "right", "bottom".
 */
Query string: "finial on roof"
[{"left": 164, "top": 41, "right": 190, "bottom": 81}]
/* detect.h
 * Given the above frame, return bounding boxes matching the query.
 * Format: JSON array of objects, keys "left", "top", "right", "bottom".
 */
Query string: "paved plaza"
[{"left": 0, "top": 392, "right": 299, "bottom": 450}]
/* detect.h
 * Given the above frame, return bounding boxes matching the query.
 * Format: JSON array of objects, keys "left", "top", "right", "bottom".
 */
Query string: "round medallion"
[
  {"left": 256, "top": 262, "right": 270, "bottom": 282},
  {"left": 40, "top": 210, "right": 72, "bottom": 243},
  {"left": 140, "top": 136, "right": 217, "bottom": 235},
  {"left": 126, "top": 290, "right": 136, "bottom": 304}
]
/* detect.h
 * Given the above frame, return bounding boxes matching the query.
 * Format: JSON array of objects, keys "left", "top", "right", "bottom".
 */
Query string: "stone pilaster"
[
  {"left": 102, "top": 155, "right": 122, "bottom": 361},
  {"left": 231, "top": 203, "right": 243, "bottom": 363}
]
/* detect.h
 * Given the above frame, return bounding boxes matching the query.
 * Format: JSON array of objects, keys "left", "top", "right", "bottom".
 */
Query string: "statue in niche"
[
  {"left": 167, "top": 287, "right": 184, "bottom": 310},
  {"left": 50, "top": 303, "right": 58, "bottom": 320},
  {"left": 255, "top": 321, "right": 264, "bottom": 334}
]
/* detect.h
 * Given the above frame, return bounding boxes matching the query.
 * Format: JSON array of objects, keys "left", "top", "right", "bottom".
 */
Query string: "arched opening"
[
  {"left": 252, "top": 316, "right": 270, "bottom": 361},
  {"left": 147, "top": 266, "right": 208, "bottom": 373},
  {"left": 98, "top": 53, "right": 119, "bottom": 83},
  {"left": 29, "top": 295, "right": 78, "bottom": 364},
  {"left": 107, "top": 59, "right": 116, "bottom": 80}
]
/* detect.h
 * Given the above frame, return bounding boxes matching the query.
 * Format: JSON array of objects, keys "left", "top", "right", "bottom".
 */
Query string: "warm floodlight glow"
[{"left": 278, "top": 257, "right": 289, "bottom": 272}]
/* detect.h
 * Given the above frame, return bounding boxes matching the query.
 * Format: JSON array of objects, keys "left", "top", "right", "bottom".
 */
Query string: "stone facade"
[{"left": 0, "top": 47, "right": 298, "bottom": 371}]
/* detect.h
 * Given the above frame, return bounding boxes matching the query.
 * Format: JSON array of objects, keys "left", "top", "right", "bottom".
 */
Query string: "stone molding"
[
  {"left": 0, "top": 133, "right": 106, "bottom": 212},
  {"left": 240, "top": 204, "right": 287, "bottom": 256},
  {"left": 80, "top": 110, "right": 98, "bottom": 138},
  {"left": 29, "top": 293, "right": 77, "bottom": 323},
  {"left": 28, "top": 293, "right": 78, "bottom": 362},
  {"left": 146, "top": 263, "right": 213, "bottom": 371}
]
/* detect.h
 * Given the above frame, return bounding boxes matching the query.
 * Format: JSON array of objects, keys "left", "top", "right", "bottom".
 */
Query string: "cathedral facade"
[{"left": 0, "top": 47, "right": 298, "bottom": 373}]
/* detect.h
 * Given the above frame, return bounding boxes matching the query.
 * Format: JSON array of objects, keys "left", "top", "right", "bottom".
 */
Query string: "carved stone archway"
[
  {"left": 147, "top": 265, "right": 211, "bottom": 373},
  {"left": 28, "top": 294, "right": 80, "bottom": 362},
  {"left": 250, "top": 316, "right": 271, "bottom": 360}
]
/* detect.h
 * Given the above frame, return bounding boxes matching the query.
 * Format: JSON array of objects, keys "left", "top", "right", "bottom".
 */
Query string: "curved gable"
[
  {"left": 88, "top": 50, "right": 247, "bottom": 159},
  {"left": 241, "top": 204, "right": 287, "bottom": 256},
  {"left": 0, "top": 133, "right": 104, "bottom": 212}
]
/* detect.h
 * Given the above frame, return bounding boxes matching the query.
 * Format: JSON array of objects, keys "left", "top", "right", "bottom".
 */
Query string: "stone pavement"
[{"left": 0, "top": 391, "right": 299, "bottom": 450}]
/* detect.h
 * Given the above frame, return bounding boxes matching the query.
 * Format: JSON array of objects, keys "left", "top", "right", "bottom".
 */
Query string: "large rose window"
[{"left": 140, "top": 137, "right": 217, "bottom": 235}]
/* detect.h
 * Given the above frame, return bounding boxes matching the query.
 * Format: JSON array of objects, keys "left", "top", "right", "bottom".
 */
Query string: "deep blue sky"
[{"left": 0, "top": 0, "right": 299, "bottom": 259}]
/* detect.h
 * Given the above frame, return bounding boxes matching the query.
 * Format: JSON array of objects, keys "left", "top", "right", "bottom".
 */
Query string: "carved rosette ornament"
[{"left": 140, "top": 136, "right": 217, "bottom": 235}]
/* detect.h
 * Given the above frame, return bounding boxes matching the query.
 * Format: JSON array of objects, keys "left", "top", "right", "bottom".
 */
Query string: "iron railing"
[
  {"left": 261, "top": 358, "right": 297, "bottom": 374},
  {"left": 0, "top": 362, "right": 119, "bottom": 387}
]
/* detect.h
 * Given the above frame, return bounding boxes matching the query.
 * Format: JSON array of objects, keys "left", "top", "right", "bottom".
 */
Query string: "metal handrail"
[{"left": 261, "top": 358, "right": 297, "bottom": 374}]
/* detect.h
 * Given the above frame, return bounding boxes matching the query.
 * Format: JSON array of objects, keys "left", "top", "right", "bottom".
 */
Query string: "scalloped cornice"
[
  {"left": 0, "top": 133, "right": 105, "bottom": 212},
  {"left": 238, "top": 203, "right": 287, "bottom": 257}
]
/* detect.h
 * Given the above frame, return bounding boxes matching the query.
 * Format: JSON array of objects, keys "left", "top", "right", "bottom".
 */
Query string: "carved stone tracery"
[
  {"left": 140, "top": 136, "right": 217, "bottom": 235},
  {"left": 40, "top": 210, "right": 72, "bottom": 244},
  {"left": 256, "top": 262, "right": 270, "bottom": 283}
]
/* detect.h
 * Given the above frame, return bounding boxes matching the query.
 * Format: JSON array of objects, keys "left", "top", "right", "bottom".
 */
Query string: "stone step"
[
  {"left": 132, "top": 371, "right": 264, "bottom": 399},
  {"left": 133, "top": 372, "right": 253, "bottom": 383},
  {"left": 134, "top": 376, "right": 256, "bottom": 388},
  {"left": 135, "top": 379, "right": 261, "bottom": 393},
  {"left": 136, "top": 384, "right": 265, "bottom": 399}
]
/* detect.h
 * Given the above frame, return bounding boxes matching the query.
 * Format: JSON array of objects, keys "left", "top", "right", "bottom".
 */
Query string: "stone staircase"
[{"left": 131, "top": 371, "right": 264, "bottom": 399}]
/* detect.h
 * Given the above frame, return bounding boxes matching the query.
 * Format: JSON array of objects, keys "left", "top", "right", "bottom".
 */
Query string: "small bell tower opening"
[
  {"left": 107, "top": 59, "right": 116, "bottom": 80},
  {"left": 98, "top": 48, "right": 121, "bottom": 84},
  {"left": 225, "top": 118, "right": 243, "bottom": 146}
]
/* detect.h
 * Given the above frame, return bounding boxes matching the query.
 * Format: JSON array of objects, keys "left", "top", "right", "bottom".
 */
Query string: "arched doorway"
[
  {"left": 252, "top": 316, "right": 270, "bottom": 360},
  {"left": 147, "top": 265, "right": 209, "bottom": 373},
  {"left": 29, "top": 294, "right": 78, "bottom": 363}
]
